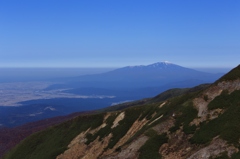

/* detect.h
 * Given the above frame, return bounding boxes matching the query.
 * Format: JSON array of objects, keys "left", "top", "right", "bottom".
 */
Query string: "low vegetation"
[
  {"left": 3, "top": 113, "right": 104, "bottom": 159},
  {"left": 138, "top": 133, "right": 168, "bottom": 159}
]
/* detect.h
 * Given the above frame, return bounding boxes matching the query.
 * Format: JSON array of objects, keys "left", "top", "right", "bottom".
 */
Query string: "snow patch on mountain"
[
  {"left": 125, "top": 61, "right": 174, "bottom": 69},
  {"left": 44, "top": 106, "right": 56, "bottom": 111}
]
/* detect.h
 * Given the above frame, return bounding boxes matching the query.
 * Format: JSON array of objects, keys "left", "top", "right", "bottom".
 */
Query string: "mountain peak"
[
  {"left": 124, "top": 61, "right": 176, "bottom": 69},
  {"left": 146, "top": 61, "right": 179, "bottom": 69},
  {"left": 149, "top": 61, "right": 172, "bottom": 65},
  {"left": 162, "top": 61, "right": 172, "bottom": 64},
  {"left": 152, "top": 61, "right": 172, "bottom": 64}
]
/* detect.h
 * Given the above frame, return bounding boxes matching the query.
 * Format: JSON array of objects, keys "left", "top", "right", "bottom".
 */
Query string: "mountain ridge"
[{"left": 3, "top": 64, "right": 240, "bottom": 159}]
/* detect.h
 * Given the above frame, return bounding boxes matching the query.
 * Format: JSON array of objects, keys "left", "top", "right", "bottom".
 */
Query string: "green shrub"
[
  {"left": 204, "top": 95, "right": 209, "bottom": 101},
  {"left": 231, "top": 151, "right": 240, "bottom": 159},
  {"left": 144, "top": 129, "right": 157, "bottom": 137},
  {"left": 208, "top": 90, "right": 230, "bottom": 110},
  {"left": 209, "top": 152, "right": 230, "bottom": 159},
  {"left": 183, "top": 124, "right": 197, "bottom": 134},
  {"left": 138, "top": 133, "right": 168, "bottom": 159}
]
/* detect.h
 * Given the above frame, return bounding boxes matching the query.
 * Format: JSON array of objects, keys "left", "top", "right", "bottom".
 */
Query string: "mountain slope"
[
  {"left": 3, "top": 65, "right": 240, "bottom": 159},
  {"left": 0, "top": 85, "right": 205, "bottom": 159}
]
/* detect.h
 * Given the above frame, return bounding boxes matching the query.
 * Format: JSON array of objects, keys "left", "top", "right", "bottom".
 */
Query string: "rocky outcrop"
[
  {"left": 160, "top": 129, "right": 197, "bottom": 159},
  {"left": 103, "top": 135, "right": 149, "bottom": 159},
  {"left": 188, "top": 137, "right": 238, "bottom": 159},
  {"left": 56, "top": 112, "right": 150, "bottom": 159},
  {"left": 192, "top": 79, "right": 240, "bottom": 126},
  {"left": 111, "top": 112, "right": 125, "bottom": 128}
]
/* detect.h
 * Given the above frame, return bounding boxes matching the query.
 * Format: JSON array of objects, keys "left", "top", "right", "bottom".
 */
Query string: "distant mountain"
[{"left": 60, "top": 61, "right": 222, "bottom": 91}]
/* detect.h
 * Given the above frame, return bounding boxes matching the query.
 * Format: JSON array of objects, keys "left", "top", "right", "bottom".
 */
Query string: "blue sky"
[{"left": 0, "top": 0, "right": 239, "bottom": 68}]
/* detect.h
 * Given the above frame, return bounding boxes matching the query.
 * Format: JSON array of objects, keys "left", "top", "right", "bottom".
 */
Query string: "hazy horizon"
[{"left": 0, "top": 64, "right": 233, "bottom": 83}]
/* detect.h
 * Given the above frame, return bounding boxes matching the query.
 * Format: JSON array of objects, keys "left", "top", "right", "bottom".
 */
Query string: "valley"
[{"left": 0, "top": 82, "right": 115, "bottom": 107}]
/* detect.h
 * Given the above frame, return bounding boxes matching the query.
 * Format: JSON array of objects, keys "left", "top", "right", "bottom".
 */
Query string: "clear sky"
[{"left": 0, "top": 0, "right": 239, "bottom": 68}]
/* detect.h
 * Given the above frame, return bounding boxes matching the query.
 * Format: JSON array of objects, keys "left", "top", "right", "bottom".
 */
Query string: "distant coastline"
[{"left": 0, "top": 67, "right": 116, "bottom": 82}]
